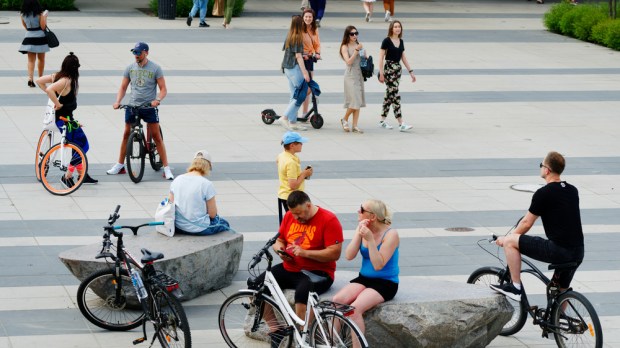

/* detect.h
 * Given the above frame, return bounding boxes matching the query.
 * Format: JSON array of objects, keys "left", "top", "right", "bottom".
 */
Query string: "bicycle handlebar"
[
  {"left": 98, "top": 205, "right": 164, "bottom": 259},
  {"left": 249, "top": 233, "right": 280, "bottom": 269}
]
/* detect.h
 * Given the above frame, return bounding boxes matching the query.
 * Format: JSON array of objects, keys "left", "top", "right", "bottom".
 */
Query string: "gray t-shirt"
[
  {"left": 281, "top": 42, "right": 303, "bottom": 71},
  {"left": 123, "top": 60, "right": 163, "bottom": 106}
]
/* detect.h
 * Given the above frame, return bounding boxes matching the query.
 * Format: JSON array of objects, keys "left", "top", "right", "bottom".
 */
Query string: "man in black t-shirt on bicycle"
[{"left": 491, "top": 151, "right": 585, "bottom": 301}]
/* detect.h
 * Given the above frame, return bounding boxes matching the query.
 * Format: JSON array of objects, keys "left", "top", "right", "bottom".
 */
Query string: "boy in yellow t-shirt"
[{"left": 276, "top": 131, "right": 313, "bottom": 224}]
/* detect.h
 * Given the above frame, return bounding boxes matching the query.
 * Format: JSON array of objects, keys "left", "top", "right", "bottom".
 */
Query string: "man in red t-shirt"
[{"left": 272, "top": 190, "right": 343, "bottom": 319}]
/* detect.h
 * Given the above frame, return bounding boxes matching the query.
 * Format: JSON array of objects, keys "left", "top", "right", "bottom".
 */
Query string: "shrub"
[
  {"left": 591, "top": 18, "right": 614, "bottom": 44},
  {"left": 573, "top": 3, "right": 608, "bottom": 41},
  {"left": 544, "top": 2, "right": 574, "bottom": 33},
  {"left": 559, "top": 5, "right": 589, "bottom": 37},
  {"left": 149, "top": 0, "right": 246, "bottom": 18},
  {"left": 601, "top": 19, "right": 620, "bottom": 50}
]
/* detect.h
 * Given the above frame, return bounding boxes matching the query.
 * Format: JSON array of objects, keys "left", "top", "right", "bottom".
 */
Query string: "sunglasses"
[
  {"left": 349, "top": 31, "right": 359, "bottom": 36},
  {"left": 359, "top": 204, "right": 371, "bottom": 214},
  {"left": 539, "top": 162, "right": 550, "bottom": 170}
]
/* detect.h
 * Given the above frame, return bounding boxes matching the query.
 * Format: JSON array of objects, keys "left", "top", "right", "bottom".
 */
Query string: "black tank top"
[{"left": 56, "top": 84, "right": 77, "bottom": 119}]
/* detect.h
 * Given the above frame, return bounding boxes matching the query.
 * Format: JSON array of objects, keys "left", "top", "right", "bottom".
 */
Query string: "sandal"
[
  {"left": 352, "top": 127, "right": 364, "bottom": 134},
  {"left": 340, "top": 118, "right": 350, "bottom": 132}
]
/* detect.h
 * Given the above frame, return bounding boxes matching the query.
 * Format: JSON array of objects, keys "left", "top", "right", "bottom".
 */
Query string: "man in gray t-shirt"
[{"left": 108, "top": 42, "right": 174, "bottom": 180}]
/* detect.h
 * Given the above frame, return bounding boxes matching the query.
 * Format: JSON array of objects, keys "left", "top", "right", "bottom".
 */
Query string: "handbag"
[
  {"left": 45, "top": 26, "right": 59, "bottom": 48},
  {"left": 212, "top": 0, "right": 224, "bottom": 16},
  {"left": 155, "top": 198, "right": 175, "bottom": 237},
  {"left": 42, "top": 98, "right": 60, "bottom": 132}
]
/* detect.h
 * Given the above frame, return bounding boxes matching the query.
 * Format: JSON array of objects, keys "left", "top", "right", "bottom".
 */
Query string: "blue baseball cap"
[
  {"left": 281, "top": 131, "right": 308, "bottom": 145},
  {"left": 131, "top": 42, "right": 149, "bottom": 55}
]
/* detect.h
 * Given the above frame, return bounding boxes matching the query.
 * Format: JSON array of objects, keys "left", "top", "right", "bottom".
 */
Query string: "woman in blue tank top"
[{"left": 332, "top": 199, "right": 399, "bottom": 335}]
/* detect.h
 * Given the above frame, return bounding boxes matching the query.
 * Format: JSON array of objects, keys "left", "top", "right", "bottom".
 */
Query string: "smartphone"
[
  {"left": 305, "top": 165, "right": 312, "bottom": 180},
  {"left": 276, "top": 249, "right": 293, "bottom": 258}
]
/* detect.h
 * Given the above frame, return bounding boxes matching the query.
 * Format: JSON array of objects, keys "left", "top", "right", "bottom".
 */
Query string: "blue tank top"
[{"left": 360, "top": 228, "right": 399, "bottom": 283}]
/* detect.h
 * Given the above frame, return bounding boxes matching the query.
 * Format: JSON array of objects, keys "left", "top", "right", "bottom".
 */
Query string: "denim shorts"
[
  {"left": 125, "top": 107, "right": 159, "bottom": 124},
  {"left": 519, "top": 235, "right": 584, "bottom": 287}
]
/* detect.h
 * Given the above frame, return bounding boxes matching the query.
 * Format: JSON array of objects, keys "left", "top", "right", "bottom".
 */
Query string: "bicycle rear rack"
[{"left": 317, "top": 301, "right": 355, "bottom": 315}]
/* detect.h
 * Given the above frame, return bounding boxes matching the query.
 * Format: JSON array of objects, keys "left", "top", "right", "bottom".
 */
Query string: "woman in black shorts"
[{"left": 332, "top": 199, "right": 399, "bottom": 334}]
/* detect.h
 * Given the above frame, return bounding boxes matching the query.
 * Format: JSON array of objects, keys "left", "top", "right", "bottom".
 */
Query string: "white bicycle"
[{"left": 218, "top": 234, "right": 369, "bottom": 348}]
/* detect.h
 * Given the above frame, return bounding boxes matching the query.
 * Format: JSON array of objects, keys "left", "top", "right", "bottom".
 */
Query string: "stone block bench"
[
  {"left": 282, "top": 271, "right": 513, "bottom": 348},
  {"left": 59, "top": 230, "right": 243, "bottom": 301}
]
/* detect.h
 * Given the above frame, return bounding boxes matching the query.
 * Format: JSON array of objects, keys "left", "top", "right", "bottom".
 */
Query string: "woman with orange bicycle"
[{"left": 36, "top": 52, "right": 97, "bottom": 186}]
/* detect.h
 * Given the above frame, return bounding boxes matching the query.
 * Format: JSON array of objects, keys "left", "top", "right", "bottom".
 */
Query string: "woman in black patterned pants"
[{"left": 378, "top": 20, "right": 416, "bottom": 132}]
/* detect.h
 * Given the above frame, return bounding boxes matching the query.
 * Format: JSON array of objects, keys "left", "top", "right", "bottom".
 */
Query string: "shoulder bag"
[{"left": 45, "top": 26, "right": 59, "bottom": 48}]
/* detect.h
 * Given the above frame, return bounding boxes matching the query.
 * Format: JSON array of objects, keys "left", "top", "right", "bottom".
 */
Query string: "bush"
[
  {"left": 573, "top": 3, "right": 608, "bottom": 41},
  {"left": 591, "top": 18, "right": 614, "bottom": 44},
  {"left": 601, "top": 19, "right": 620, "bottom": 50},
  {"left": 149, "top": 0, "right": 246, "bottom": 18},
  {"left": 1, "top": 0, "right": 75, "bottom": 11},
  {"left": 559, "top": 5, "right": 589, "bottom": 37},
  {"left": 544, "top": 2, "right": 574, "bottom": 33}
]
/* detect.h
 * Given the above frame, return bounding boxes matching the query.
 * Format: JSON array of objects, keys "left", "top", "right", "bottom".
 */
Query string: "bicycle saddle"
[
  {"left": 141, "top": 248, "right": 164, "bottom": 263},
  {"left": 301, "top": 270, "right": 328, "bottom": 284},
  {"left": 548, "top": 261, "right": 580, "bottom": 271}
]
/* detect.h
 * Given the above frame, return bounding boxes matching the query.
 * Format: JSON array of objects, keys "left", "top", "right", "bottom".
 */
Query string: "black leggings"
[
  {"left": 258, "top": 263, "right": 333, "bottom": 304},
  {"left": 278, "top": 198, "right": 289, "bottom": 225}
]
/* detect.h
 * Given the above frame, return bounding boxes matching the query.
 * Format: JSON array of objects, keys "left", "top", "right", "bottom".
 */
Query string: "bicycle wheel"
[
  {"left": 77, "top": 269, "right": 144, "bottom": 331},
  {"left": 126, "top": 132, "right": 145, "bottom": 183},
  {"left": 310, "top": 311, "right": 368, "bottom": 348},
  {"left": 219, "top": 291, "right": 292, "bottom": 348},
  {"left": 552, "top": 291, "right": 603, "bottom": 348},
  {"left": 148, "top": 125, "right": 163, "bottom": 171},
  {"left": 35, "top": 130, "right": 53, "bottom": 182},
  {"left": 467, "top": 266, "right": 528, "bottom": 336},
  {"left": 151, "top": 287, "right": 191, "bottom": 348},
  {"left": 40, "top": 142, "right": 87, "bottom": 196}
]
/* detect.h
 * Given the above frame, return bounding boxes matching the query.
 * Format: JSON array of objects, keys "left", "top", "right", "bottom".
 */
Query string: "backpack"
[{"left": 360, "top": 55, "right": 374, "bottom": 81}]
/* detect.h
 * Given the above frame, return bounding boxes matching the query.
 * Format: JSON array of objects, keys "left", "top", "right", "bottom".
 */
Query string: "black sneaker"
[
  {"left": 60, "top": 176, "right": 75, "bottom": 189},
  {"left": 83, "top": 173, "right": 98, "bottom": 184},
  {"left": 199, "top": 21, "right": 210, "bottom": 28},
  {"left": 186, "top": 16, "right": 192, "bottom": 26},
  {"left": 490, "top": 283, "right": 522, "bottom": 301}
]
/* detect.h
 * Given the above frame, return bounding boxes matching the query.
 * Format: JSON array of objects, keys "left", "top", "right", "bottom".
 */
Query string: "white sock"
[{"left": 513, "top": 282, "right": 522, "bottom": 290}]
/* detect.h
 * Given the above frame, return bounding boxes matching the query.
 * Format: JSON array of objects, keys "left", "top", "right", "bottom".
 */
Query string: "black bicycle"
[
  {"left": 120, "top": 104, "right": 163, "bottom": 183},
  {"left": 77, "top": 205, "right": 191, "bottom": 348},
  {"left": 467, "top": 221, "right": 602, "bottom": 348}
]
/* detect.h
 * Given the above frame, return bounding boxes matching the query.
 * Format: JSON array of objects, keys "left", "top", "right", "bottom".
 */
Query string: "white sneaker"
[
  {"left": 106, "top": 163, "right": 125, "bottom": 175},
  {"left": 291, "top": 124, "right": 308, "bottom": 131},
  {"left": 163, "top": 166, "right": 174, "bottom": 180},
  {"left": 385, "top": 11, "right": 391, "bottom": 22},
  {"left": 280, "top": 117, "right": 290, "bottom": 130},
  {"left": 379, "top": 120, "right": 393, "bottom": 129},
  {"left": 399, "top": 123, "right": 413, "bottom": 132}
]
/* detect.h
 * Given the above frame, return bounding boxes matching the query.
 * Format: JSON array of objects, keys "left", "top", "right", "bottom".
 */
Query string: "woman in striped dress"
[{"left": 18, "top": 0, "right": 50, "bottom": 88}]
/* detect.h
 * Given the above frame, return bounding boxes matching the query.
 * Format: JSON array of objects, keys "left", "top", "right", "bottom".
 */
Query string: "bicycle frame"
[{"left": 260, "top": 270, "right": 323, "bottom": 346}]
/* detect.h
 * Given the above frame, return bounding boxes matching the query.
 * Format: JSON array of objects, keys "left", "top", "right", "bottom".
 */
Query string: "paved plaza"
[{"left": 1, "top": 0, "right": 620, "bottom": 346}]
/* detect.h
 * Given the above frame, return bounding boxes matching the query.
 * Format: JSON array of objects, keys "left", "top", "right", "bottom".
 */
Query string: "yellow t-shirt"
[{"left": 277, "top": 150, "right": 304, "bottom": 200}]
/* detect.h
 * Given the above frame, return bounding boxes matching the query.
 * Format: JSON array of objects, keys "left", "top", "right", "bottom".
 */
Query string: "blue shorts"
[{"left": 125, "top": 107, "right": 159, "bottom": 124}]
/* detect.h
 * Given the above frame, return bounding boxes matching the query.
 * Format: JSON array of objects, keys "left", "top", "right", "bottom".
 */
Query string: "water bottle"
[{"left": 130, "top": 268, "right": 148, "bottom": 300}]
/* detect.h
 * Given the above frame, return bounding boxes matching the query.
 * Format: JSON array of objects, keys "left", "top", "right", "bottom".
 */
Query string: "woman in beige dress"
[{"left": 340, "top": 25, "right": 366, "bottom": 134}]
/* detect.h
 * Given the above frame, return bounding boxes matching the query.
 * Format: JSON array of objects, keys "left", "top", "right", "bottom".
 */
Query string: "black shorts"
[
  {"left": 519, "top": 235, "right": 584, "bottom": 288},
  {"left": 303, "top": 58, "right": 314, "bottom": 72},
  {"left": 350, "top": 274, "right": 398, "bottom": 301}
]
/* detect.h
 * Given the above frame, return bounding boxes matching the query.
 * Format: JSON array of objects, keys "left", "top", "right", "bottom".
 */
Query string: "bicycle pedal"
[{"left": 132, "top": 337, "right": 146, "bottom": 345}]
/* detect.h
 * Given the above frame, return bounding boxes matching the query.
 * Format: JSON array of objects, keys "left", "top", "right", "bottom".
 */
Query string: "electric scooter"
[{"left": 261, "top": 87, "right": 324, "bottom": 129}]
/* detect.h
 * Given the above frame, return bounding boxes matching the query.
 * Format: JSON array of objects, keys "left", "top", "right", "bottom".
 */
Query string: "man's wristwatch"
[{"left": 156, "top": 98, "right": 162, "bottom": 102}]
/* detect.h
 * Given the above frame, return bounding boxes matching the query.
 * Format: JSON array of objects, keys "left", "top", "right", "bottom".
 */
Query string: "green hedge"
[
  {"left": 149, "top": 0, "right": 246, "bottom": 18},
  {"left": 544, "top": 1, "right": 620, "bottom": 51},
  {"left": 1, "top": 0, "right": 75, "bottom": 11}
]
